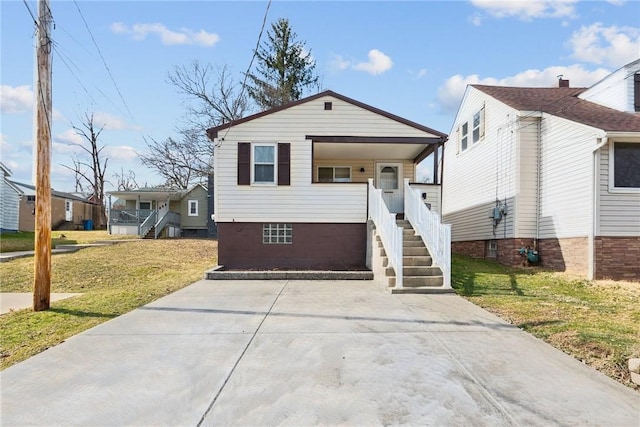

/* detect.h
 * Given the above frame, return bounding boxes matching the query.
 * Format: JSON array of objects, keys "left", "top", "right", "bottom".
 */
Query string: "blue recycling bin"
[{"left": 83, "top": 219, "right": 93, "bottom": 230}]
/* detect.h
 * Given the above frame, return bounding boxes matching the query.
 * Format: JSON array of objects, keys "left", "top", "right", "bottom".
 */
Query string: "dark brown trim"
[
  {"left": 237, "top": 142, "right": 250, "bottom": 185},
  {"left": 207, "top": 90, "right": 448, "bottom": 140},
  {"left": 413, "top": 144, "right": 437, "bottom": 163},
  {"left": 308, "top": 135, "right": 443, "bottom": 144},
  {"left": 277, "top": 143, "right": 290, "bottom": 186}
]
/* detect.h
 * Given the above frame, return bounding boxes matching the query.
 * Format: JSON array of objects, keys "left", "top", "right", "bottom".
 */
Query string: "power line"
[
  {"left": 72, "top": 0, "right": 137, "bottom": 127},
  {"left": 220, "top": 0, "right": 272, "bottom": 142}
]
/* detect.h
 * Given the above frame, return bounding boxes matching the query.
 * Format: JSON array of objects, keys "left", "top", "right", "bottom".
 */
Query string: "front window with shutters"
[{"left": 253, "top": 144, "right": 276, "bottom": 184}]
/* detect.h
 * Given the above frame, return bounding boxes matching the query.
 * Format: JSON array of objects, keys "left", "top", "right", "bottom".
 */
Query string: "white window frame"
[
  {"left": 472, "top": 107, "right": 484, "bottom": 144},
  {"left": 252, "top": 143, "right": 277, "bottom": 185},
  {"left": 317, "top": 166, "right": 352, "bottom": 183},
  {"left": 460, "top": 122, "right": 469, "bottom": 152},
  {"left": 188, "top": 200, "right": 198, "bottom": 216},
  {"left": 608, "top": 141, "right": 640, "bottom": 193},
  {"left": 263, "top": 223, "right": 292, "bottom": 244}
]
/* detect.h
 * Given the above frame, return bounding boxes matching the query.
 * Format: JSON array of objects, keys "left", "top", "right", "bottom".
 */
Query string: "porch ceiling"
[
  {"left": 313, "top": 142, "right": 430, "bottom": 161},
  {"left": 107, "top": 190, "right": 184, "bottom": 201}
]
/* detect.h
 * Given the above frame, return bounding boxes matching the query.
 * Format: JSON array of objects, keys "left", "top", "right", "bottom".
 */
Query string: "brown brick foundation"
[
  {"left": 595, "top": 236, "right": 640, "bottom": 281},
  {"left": 452, "top": 238, "right": 535, "bottom": 267},
  {"left": 217, "top": 222, "right": 367, "bottom": 270},
  {"left": 537, "top": 237, "right": 589, "bottom": 275}
]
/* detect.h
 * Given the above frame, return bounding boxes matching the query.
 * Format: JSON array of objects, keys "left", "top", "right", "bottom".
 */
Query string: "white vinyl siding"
[
  {"left": 0, "top": 175, "right": 20, "bottom": 232},
  {"left": 515, "top": 116, "right": 540, "bottom": 237},
  {"left": 214, "top": 95, "right": 434, "bottom": 223},
  {"left": 443, "top": 88, "right": 516, "bottom": 241},
  {"left": 537, "top": 115, "right": 594, "bottom": 239},
  {"left": 598, "top": 146, "right": 640, "bottom": 236},
  {"left": 578, "top": 60, "right": 640, "bottom": 112}
]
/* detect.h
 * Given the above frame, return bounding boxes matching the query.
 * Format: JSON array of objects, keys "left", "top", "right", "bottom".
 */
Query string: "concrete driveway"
[{"left": 1, "top": 279, "right": 638, "bottom": 426}]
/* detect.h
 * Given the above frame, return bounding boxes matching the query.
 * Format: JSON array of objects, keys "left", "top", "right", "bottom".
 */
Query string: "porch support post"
[
  {"left": 433, "top": 145, "right": 439, "bottom": 184},
  {"left": 137, "top": 195, "right": 141, "bottom": 235}
]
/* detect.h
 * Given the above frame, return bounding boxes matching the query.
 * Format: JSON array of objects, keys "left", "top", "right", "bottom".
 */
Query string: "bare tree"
[
  {"left": 141, "top": 62, "right": 251, "bottom": 186},
  {"left": 138, "top": 129, "right": 211, "bottom": 189},
  {"left": 169, "top": 62, "right": 250, "bottom": 129},
  {"left": 113, "top": 167, "right": 139, "bottom": 191},
  {"left": 61, "top": 112, "right": 108, "bottom": 226}
]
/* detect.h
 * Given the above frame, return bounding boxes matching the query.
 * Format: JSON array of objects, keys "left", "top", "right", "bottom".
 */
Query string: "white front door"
[
  {"left": 376, "top": 162, "right": 403, "bottom": 213},
  {"left": 65, "top": 200, "right": 73, "bottom": 222}
]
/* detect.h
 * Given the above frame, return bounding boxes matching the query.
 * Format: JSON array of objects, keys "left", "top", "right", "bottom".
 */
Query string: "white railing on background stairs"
[
  {"left": 404, "top": 179, "right": 451, "bottom": 288},
  {"left": 139, "top": 210, "right": 157, "bottom": 238},
  {"left": 368, "top": 179, "right": 403, "bottom": 288}
]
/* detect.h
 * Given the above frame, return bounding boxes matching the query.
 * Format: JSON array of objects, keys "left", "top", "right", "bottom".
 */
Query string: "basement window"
[
  {"left": 263, "top": 223, "right": 292, "bottom": 244},
  {"left": 486, "top": 240, "right": 497, "bottom": 258}
]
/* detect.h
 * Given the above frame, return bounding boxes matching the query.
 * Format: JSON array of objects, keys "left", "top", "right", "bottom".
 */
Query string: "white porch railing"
[
  {"left": 139, "top": 210, "right": 157, "bottom": 238},
  {"left": 368, "top": 179, "right": 403, "bottom": 288},
  {"left": 404, "top": 179, "right": 451, "bottom": 288}
]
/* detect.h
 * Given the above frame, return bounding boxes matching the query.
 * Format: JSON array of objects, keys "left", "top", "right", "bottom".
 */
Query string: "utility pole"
[{"left": 33, "top": 0, "right": 53, "bottom": 311}]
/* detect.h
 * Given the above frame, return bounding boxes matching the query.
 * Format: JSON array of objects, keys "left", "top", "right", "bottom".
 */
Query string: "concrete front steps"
[{"left": 379, "top": 220, "right": 453, "bottom": 294}]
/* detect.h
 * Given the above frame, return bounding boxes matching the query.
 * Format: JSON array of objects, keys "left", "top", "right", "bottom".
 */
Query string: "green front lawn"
[{"left": 451, "top": 254, "right": 640, "bottom": 388}]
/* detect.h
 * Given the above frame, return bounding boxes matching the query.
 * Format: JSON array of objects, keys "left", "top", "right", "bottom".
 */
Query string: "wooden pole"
[{"left": 33, "top": 0, "right": 53, "bottom": 311}]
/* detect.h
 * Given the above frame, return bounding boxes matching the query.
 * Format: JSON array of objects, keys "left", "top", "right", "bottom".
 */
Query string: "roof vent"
[{"left": 324, "top": 102, "right": 332, "bottom": 110}]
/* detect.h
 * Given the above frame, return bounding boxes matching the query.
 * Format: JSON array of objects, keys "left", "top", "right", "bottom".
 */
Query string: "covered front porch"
[
  {"left": 309, "top": 134, "right": 443, "bottom": 215},
  {"left": 107, "top": 189, "right": 183, "bottom": 239}
]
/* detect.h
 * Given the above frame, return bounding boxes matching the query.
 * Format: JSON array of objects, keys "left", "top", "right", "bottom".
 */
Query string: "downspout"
[
  {"left": 589, "top": 136, "right": 608, "bottom": 280},
  {"left": 535, "top": 118, "right": 542, "bottom": 250},
  {"left": 137, "top": 194, "right": 141, "bottom": 236}
]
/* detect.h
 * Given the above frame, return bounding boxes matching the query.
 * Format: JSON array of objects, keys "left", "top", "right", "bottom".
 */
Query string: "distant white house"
[
  {"left": 0, "top": 162, "right": 21, "bottom": 232},
  {"left": 442, "top": 58, "right": 640, "bottom": 281},
  {"left": 107, "top": 183, "right": 214, "bottom": 238}
]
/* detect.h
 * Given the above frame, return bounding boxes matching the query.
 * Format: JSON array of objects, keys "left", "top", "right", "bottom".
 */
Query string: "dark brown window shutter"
[
  {"left": 278, "top": 143, "right": 290, "bottom": 186},
  {"left": 237, "top": 142, "right": 250, "bottom": 185}
]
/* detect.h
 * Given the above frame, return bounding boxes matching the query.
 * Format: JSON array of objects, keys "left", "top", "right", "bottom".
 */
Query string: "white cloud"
[
  {"left": 471, "top": 0, "right": 578, "bottom": 21},
  {"left": 353, "top": 49, "right": 393, "bottom": 75},
  {"left": 110, "top": 22, "right": 219, "bottom": 47},
  {"left": 93, "top": 111, "right": 142, "bottom": 131},
  {"left": 103, "top": 145, "right": 138, "bottom": 161},
  {"left": 568, "top": 23, "right": 640, "bottom": 68},
  {"left": 0, "top": 85, "right": 33, "bottom": 114},
  {"left": 54, "top": 129, "right": 84, "bottom": 153},
  {"left": 329, "top": 54, "right": 351, "bottom": 72},
  {"left": 437, "top": 64, "right": 611, "bottom": 113}
]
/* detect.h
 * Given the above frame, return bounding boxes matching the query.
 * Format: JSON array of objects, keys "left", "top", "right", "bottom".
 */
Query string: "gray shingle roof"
[{"left": 472, "top": 85, "right": 640, "bottom": 133}]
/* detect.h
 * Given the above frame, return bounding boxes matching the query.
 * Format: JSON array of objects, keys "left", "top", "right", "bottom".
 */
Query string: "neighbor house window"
[
  {"left": 263, "top": 223, "right": 292, "bottom": 244},
  {"left": 27, "top": 195, "right": 35, "bottom": 202},
  {"left": 612, "top": 142, "right": 640, "bottom": 189},
  {"left": 472, "top": 107, "right": 484, "bottom": 144},
  {"left": 318, "top": 166, "right": 351, "bottom": 183},
  {"left": 188, "top": 200, "right": 198, "bottom": 216},
  {"left": 461, "top": 122, "right": 468, "bottom": 152},
  {"left": 253, "top": 144, "right": 276, "bottom": 184}
]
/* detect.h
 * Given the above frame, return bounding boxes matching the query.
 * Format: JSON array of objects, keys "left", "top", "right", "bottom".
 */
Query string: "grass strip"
[
  {"left": 451, "top": 254, "right": 640, "bottom": 389},
  {"left": 0, "top": 239, "right": 217, "bottom": 369}
]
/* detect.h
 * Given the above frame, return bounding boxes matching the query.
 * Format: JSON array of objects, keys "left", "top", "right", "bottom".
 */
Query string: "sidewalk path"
[{"left": 1, "top": 279, "right": 638, "bottom": 426}]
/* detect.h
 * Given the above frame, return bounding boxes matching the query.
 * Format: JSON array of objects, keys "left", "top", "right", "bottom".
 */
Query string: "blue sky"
[{"left": 1, "top": 0, "right": 639, "bottom": 191}]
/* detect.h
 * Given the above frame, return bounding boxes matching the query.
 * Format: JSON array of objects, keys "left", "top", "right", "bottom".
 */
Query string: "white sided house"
[
  {"left": 208, "top": 90, "right": 452, "bottom": 292},
  {"left": 0, "top": 162, "right": 21, "bottom": 233},
  {"left": 107, "top": 184, "right": 213, "bottom": 238},
  {"left": 442, "top": 59, "right": 640, "bottom": 281}
]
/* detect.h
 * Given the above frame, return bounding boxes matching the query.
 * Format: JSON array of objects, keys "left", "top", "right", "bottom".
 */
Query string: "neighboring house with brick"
[
  {"left": 206, "top": 90, "right": 452, "bottom": 291},
  {"left": 0, "top": 162, "right": 21, "bottom": 232},
  {"left": 107, "top": 183, "right": 215, "bottom": 238},
  {"left": 10, "top": 181, "right": 101, "bottom": 231},
  {"left": 442, "top": 58, "right": 640, "bottom": 281}
]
